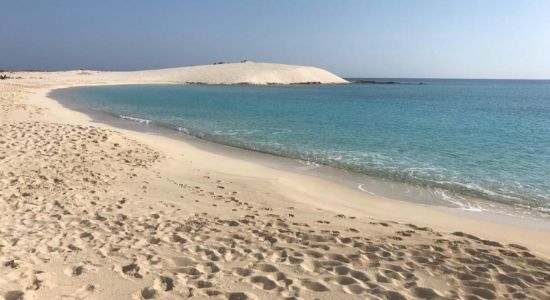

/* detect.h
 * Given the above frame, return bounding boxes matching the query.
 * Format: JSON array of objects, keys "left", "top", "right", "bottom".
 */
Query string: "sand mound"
[
  {"left": 3, "top": 62, "right": 348, "bottom": 85},
  {"left": 99, "top": 62, "right": 348, "bottom": 85}
]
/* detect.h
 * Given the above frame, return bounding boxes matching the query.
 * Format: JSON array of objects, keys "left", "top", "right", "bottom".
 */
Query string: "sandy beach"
[{"left": 1, "top": 65, "right": 549, "bottom": 299}]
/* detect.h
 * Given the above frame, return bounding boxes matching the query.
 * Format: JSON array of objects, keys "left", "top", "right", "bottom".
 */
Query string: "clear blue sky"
[{"left": 1, "top": 0, "right": 549, "bottom": 79}]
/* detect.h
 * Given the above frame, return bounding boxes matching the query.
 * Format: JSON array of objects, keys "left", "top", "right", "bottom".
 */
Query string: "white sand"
[
  {"left": 19, "top": 62, "right": 348, "bottom": 85},
  {"left": 114, "top": 62, "right": 349, "bottom": 84},
  {"left": 0, "top": 65, "right": 549, "bottom": 300}
]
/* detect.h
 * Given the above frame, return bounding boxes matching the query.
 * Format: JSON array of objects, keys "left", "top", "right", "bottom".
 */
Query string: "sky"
[{"left": 1, "top": 0, "right": 550, "bottom": 79}]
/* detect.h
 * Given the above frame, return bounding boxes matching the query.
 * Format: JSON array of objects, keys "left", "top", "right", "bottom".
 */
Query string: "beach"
[{"left": 1, "top": 67, "right": 549, "bottom": 299}]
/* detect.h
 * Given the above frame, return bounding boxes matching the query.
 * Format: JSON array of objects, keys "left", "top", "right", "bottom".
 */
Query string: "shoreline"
[
  {"left": 50, "top": 85, "right": 550, "bottom": 230},
  {"left": 34, "top": 84, "right": 550, "bottom": 256}
]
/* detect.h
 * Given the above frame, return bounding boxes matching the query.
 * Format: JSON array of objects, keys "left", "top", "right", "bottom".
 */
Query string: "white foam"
[
  {"left": 177, "top": 127, "right": 190, "bottom": 134},
  {"left": 303, "top": 160, "right": 320, "bottom": 167},
  {"left": 294, "top": 160, "right": 321, "bottom": 171},
  {"left": 357, "top": 184, "right": 376, "bottom": 195},
  {"left": 434, "top": 188, "right": 484, "bottom": 212},
  {"left": 119, "top": 115, "right": 152, "bottom": 124},
  {"left": 271, "top": 129, "right": 292, "bottom": 135}
]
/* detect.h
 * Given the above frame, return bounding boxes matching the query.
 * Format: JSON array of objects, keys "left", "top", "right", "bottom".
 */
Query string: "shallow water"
[{"left": 53, "top": 80, "right": 550, "bottom": 213}]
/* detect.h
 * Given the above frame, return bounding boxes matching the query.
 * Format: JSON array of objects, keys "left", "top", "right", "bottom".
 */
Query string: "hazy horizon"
[{"left": 1, "top": 1, "right": 550, "bottom": 79}]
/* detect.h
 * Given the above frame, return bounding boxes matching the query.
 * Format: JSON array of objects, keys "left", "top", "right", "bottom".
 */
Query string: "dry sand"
[
  {"left": 3, "top": 62, "right": 348, "bottom": 85},
  {"left": 0, "top": 64, "right": 549, "bottom": 299}
]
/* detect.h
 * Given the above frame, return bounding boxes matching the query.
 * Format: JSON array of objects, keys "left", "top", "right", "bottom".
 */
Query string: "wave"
[
  {"left": 431, "top": 188, "right": 484, "bottom": 212},
  {"left": 177, "top": 127, "right": 190, "bottom": 134},
  {"left": 119, "top": 115, "right": 152, "bottom": 124},
  {"left": 357, "top": 184, "right": 376, "bottom": 195}
]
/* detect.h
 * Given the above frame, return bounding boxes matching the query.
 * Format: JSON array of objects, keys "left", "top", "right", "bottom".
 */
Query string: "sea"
[{"left": 51, "top": 79, "right": 550, "bottom": 217}]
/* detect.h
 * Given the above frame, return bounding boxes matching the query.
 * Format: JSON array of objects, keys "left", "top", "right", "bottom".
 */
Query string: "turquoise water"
[{"left": 54, "top": 80, "right": 550, "bottom": 213}]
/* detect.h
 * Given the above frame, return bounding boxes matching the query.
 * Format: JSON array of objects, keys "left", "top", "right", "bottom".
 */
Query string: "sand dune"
[
  {"left": 0, "top": 73, "right": 549, "bottom": 299},
  {"left": 108, "top": 62, "right": 349, "bottom": 84},
  {"left": 7, "top": 62, "right": 348, "bottom": 85}
]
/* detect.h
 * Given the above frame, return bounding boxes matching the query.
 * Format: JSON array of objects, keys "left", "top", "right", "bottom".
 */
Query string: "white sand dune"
[
  {"left": 63, "top": 62, "right": 348, "bottom": 85},
  {"left": 122, "top": 62, "right": 348, "bottom": 84}
]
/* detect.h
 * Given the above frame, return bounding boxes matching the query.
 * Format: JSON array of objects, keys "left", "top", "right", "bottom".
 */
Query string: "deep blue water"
[{"left": 56, "top": 80, "right": 550, "bottom": 212}]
